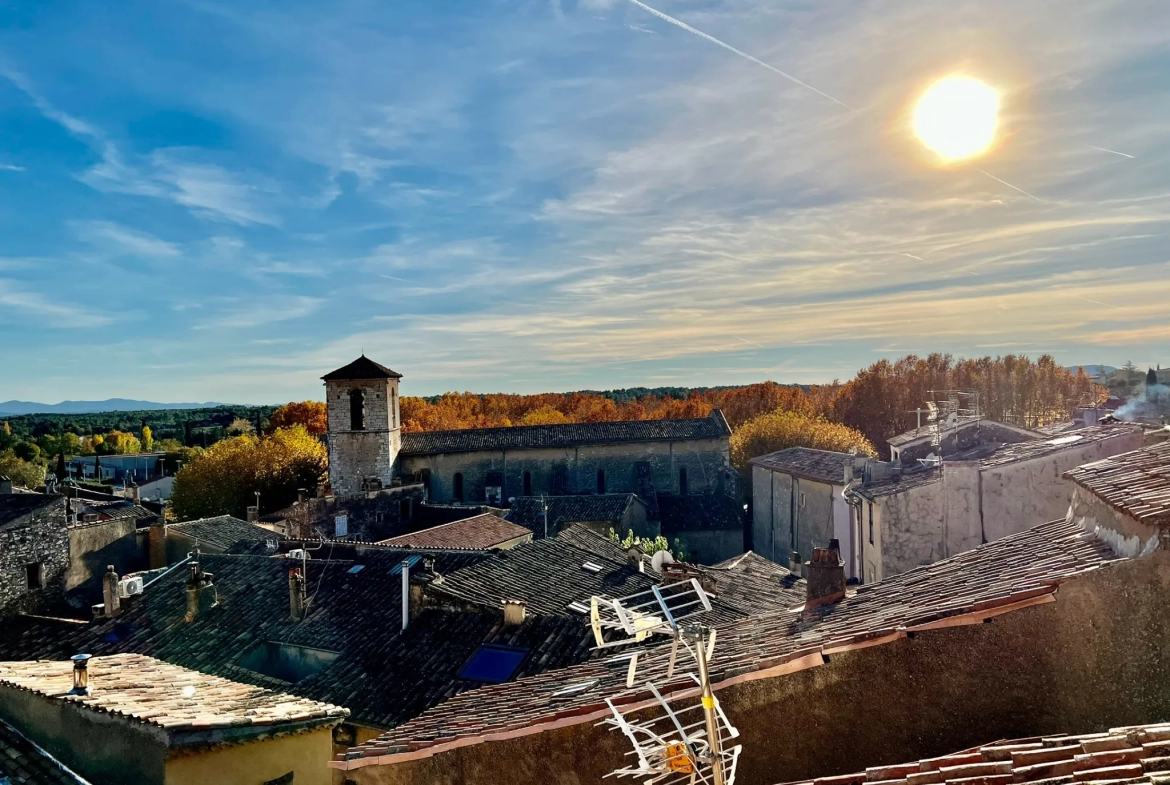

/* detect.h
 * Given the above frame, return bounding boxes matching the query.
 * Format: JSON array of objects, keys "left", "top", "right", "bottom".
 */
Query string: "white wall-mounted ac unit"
[
  {"left": 287, "top": 549, "right": 306, "bottom": 561},
  {"left": 117, "top": 576, "right": 144, "bottom": 598}
]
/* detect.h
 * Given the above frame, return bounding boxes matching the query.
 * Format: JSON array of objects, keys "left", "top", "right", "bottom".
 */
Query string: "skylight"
[
  {"left": 347, "top": 565, "right": 365, "bottom": 574},
  {"left": 1049, "top": 434, "right": 1084, "bottom": 446},
  {"left": 582, "top": 562, "right": 604, "bottom": 573},
  {"left": 389, "top": 555, "right": 423, "bottom": 576},
  {"left": 567, "top": 601, "right": 590, "bottom": 614},
  {"left": 551, "top": 679, "right": 599, "bottom": 697},
  {"left": 457, "top": 644, "right": 529, "bottom": 684}
]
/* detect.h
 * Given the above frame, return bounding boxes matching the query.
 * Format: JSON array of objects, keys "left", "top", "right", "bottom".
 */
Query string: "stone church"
[{"left": 317, "top": 355, "right": 745, "bottom": 561}]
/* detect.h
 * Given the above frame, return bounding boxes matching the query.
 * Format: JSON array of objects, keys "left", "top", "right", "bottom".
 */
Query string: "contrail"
[
  {"left": 734, "top": 335, "right": 767, "bottom": 349},
  {"left": 626, "top": 0, "right": 854, "bottom": 111},
  {"left": 975, "top": 167, "right": 1042, "bottom": 202},
  {"left": 1086, "top": 144, "right": 1134, "bottom": 159},
  {"left": 892, "top": 252, "right": 925, "bottom": 262},
  {"left": 380, "top": 274, "right": 412, "bottom": 283}
]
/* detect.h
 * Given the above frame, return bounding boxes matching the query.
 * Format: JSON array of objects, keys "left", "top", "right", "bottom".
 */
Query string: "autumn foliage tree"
[
  {"left": 730, "top": 411, "right": 876, "bottom": 472},
  {"left": 267, "top": 401, "right": 328, "bottom": 436},
  {"left": 170, "top": 425, "right": 327, "bottom": 520}
]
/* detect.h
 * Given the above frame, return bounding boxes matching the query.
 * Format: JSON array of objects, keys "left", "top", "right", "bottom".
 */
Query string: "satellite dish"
[{"left": 650, "top": 550, "right": 675, "bottom": 572}]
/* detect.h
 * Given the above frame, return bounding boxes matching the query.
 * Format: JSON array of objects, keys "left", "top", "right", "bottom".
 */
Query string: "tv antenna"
[{"left": 590, "top": 579, "right": 741, "bottom": 785}]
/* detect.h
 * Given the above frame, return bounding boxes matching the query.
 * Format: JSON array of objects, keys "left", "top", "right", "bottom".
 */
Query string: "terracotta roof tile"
[
  {"left": 339, "top": 517, "right": 1120, "bottom": 766},
  {"left": 771, "top": 725, "right": 1170, "bottom": 785},
  {"left": 376, "top": 514, "right": 530, "bottom": 550},
  {"left": 0, "top": 654, "right": 346, "bottom": 741},
  {"left": 400, "top": 411, "right": 731, "bottom": 456},
  {"left": 1063, "top": 441, "right": 1170, "bottom": 527}
]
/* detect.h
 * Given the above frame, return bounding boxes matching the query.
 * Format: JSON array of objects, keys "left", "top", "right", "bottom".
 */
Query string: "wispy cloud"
[
  {"left": 0, "top": 279, "right": 115, "bottom": 327},
  {"left": 72, "top": 221, "right": 181, "bottom": 258},
  {"left": 194, "top": 296, "right": 324, "bottom": 330},
  {"left": 0, "top": 163, "right": 25, "bottom": 172}
]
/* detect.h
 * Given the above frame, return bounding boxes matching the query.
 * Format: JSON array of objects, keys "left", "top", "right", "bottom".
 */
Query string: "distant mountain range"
[{"left": 0, "top": 399, "right": 229, "bottom": 417}]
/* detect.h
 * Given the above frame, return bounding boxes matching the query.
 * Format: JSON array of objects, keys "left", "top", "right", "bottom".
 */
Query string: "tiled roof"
[
  {"left": 553, "top": 525, "right": 799, "bottom": 616},
  {"left": 0, "top": 654, "right": 347, "bottom": 739},
  {"left": 168, "top": 515, "right": 286, "bottom": 551},
  {"left": 775, "top": 722, "right": 1170, "bottom": 785},
  {"left": 506, "top": 495, "right": 644, "bottom": 536},
  {"left": 82, "top": 499, "right": 158, "bottom": 525},
  {"left": 887, "top": 415, "right": 983, "bottom": 447},
  {"left": 0, "top": 548, "right": 598, "bottom": 730},
  {"left": 321, "top": 355, "right": 402, "bottom": 381},
  {"left": 750, "top": 448, "right": 854, "bottom": 484},
  {"left": 431, "top": 536, "right": 660, "bottom": 617},
  {"left": 0, "top": 494, "right": 59, "bottom": 530},
  {"left": 708, "top": 551, "right": 804, "bottom": 615},
  {"left": 340, "top": 517, "right": 1119, "bottom": 765},
  {"left": 1064, "top": 440, "right": 1170, "bottom": 527},
  {"left": 400, "top": 411, "right": 732, "bottom": 456},
  {"left": 0, "top": 718, "right": 92, "bottom": 785},
  {"left": 657, "top": 492, "right": 744, "bottom": 532},
  {"left": 978, "top": 423, "right": 1141, "bottom": 468},
  {"left": 376, "top": 514, "right": 531, "bottom": 550}
]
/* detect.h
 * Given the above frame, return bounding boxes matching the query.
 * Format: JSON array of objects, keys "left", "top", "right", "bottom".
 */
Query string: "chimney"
[
  {"left": 788, "top": 550, "right": 802, "bottom": 577},
  {"left": 70, "top": 654, "right": 92, "bottom": 695},
  {"left": 148, "top": 519, "right": 168, "bottom": 570},
  {"left": 184, "top": 555, "right": 217, "bottom": 622},
  {"left": 503, "top": 599, "right": 527, "bottom": 626},
  {"left": 289, "top": 567, "right": 306, "bottom": 621},
  {"left": 297, "top": 488, "right": 307, "bottom": 505},
  {"left": 246, "top": 505, "right": 259, "bottom": 523},
  {"left": 101, "top": 566, "right": 121, "bottom": 618},
  {"left": 626, "top": 544, "right": 644, "bottom": 572},
  {"left": 805, "top": 539, "right": 846, "bottom": 609}
]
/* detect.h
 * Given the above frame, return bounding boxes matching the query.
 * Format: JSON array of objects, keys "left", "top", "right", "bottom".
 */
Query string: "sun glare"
[{"left": 913, "top": 76, "right": 999, "bottom": 162}]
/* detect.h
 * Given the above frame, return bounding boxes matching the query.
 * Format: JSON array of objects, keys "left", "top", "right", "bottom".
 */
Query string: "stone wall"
[
  {"left": 874, "top": 481, "right": 946, "bottom": 578},
  {"left": 895, "top": 420, "right": 1035, "bottom": 464},
  {"left": 326, "top": 378, "right": 400, "bottom": 497},
  {"left": 334, "top": 550, "right": 1170, "bottom": 785},
  {"left": 290, "top": 485, "right": 426, "bottom": 542},
  {"left": 672, "top": 528, "right": 743, "bottom": 565},
  {"left": 0, "top": 498, "right": 69, "bottom": 617},
  {"left": 751, "top": 468, "right": 838, "bottom": 568},
  {"left": 400, "top": 437, "right": 731, "bottom": 506},
  {"left": 66, "top": 518, "right": 143, "bottom": 602}
]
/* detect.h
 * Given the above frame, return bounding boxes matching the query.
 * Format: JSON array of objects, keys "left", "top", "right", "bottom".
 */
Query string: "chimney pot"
[
  {"left": 70, "top": 653, "right": 92, "bottom": 695},
  {"left": 289, "top": 567, "right": 306, "bottom": 621},
  {"left": 503, "top": 599, "right": 527, "bottom": 626},
  {"left": 805, "top": 539, "right": 846, "bottom": 609},
  {"left": 788, "top": 550, "right": 803, "bottom": 577},
  {"left": 102, "top": 565, "right": 121, "bottom": 618},
  {"left": 297, "top": 488, "right": 307, "bottom": 504}
]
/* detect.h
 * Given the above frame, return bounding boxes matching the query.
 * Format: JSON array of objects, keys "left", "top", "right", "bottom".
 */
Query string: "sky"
[{"left": 1, "top": 0, "right": 1169, "bottom": 404}]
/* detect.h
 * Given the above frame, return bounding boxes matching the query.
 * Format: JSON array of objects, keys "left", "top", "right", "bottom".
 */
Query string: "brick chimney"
[
  {"left": 184, "top": 555, "right": 217, "bottom": 622},
  {"left": 101, "top": 566, "right": 121, "bottom": 618},
  {"left": 148, "top": 519, "right": 168, "bottom": 569},
  {"left": 503, "top": 599, "right": 527, "bottom": 626},
  {"left": 289, "top": 567, "right": 306, "bottom": 621},
  {"left": 805, "top": 539, "right": 846, "bottom": 609}
]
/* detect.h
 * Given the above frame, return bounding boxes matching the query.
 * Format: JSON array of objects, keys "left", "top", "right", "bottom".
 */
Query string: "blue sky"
[{"left": 2, "top": 0, "right": 1169, "bottom": 404}]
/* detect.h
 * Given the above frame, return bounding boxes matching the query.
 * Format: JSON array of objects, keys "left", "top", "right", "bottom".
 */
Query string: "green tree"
[
  {"left": 12, "top": 441, "right": 40, "bottom": 463},
  {"left": 608, "top": 528, "right": 686, "bottom": 562},
  {"left": 0, "top": 450, "right": 46, "bottom": 489},
  {"left": 226, "top": 417, "right": 255, "bottom": 437},
  {"left": 170, "top": 426, "right": 327, "bottom": 520},
  {"left": 1147, "top": 368, "right": 1159, "bottom": 388},
  {"left": 730, "top": 410, "right": 876, "bottom": 472}
]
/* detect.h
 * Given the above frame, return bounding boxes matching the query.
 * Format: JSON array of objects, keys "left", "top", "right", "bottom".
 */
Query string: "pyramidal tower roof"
[{"left": 321, "top": 355, "right": 403, "bottom": 381}]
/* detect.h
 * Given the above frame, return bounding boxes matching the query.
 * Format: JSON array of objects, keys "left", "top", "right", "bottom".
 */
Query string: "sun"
[{"left": 913, "top": 76, "right": 1000, "bottom": 162}]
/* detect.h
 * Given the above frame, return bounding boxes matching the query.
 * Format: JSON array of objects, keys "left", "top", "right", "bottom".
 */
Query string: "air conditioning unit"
[
  {"left": 117, "top": 576, "right": 144, "bottom": 598},
  {"left": 287, "top": 549, "right": 306, "bottom": 561}
]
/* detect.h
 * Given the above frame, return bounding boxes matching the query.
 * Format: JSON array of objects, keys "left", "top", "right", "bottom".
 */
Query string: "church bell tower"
[{"left": 321, "top": 355, "right": 402, "bottom": 497}]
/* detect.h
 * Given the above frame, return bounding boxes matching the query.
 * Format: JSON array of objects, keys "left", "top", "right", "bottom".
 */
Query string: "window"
[
  {"left": 453, "top": 473, "right": 464, "bottom": 503},
  {"left": 349, "top": 388, "right": 365, "bottom": 430},
  {"left": 237, "top": 642, "right": 339, "bottom": 684},
  {"left": 334, "top": 514, "right": 348, "bottom": 537},
  {"left": 581, "top": 561, "right": 604, "bottom": 574},
  {"left": 25, "top": 563, "right": 43, "bottom": 591},
  {"left": 389, "top": 556, "right": 422, "bottom": 576},
  {"left": 399, "top": 498, "right": 412, "bottom": 520},
  {"left": 391, "top": 388, "right": 397, "bottom": 428},
  {"left": 679, "top": 467, "right": 688, "bottom": 495},
  {"left": 457, "top": 645, "right": 529, "bottom": 683},
  {"left": 596, "top": 468, "right": 606, "bottom": 494},
  {"left": 868, "top": 502, "right": 874, "bottom": 545},
  {"left": 522, "top": 471, "right": 532, "bottom": 496}
]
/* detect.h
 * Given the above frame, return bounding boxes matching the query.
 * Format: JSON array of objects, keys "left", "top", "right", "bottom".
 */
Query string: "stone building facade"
[
  {"left": 395, "top": 412, "right": 735, "bottom": 506},
  {"left": 0, "top": 495, "right": 70, "bottom": 617},
  {"left": 323, "top": 356, "right": 403, "bottom": 497},
  {"left": 855, "top": 423, "right": 1143, "bottom": 582}
]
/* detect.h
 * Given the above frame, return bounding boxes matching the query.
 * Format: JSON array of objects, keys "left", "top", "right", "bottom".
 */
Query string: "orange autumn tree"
[
  {"left": 730, "top": 410, "right": 877, "bottom": 473},
  {"left": 268, "top": 401, "right": 328, "bottom": 436}
]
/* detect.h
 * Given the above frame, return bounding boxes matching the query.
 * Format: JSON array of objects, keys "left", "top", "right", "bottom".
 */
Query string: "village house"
[
  {"left": 505, "top": 493, "right": 652, "bottom": 539},
  {"left": 330, "top": 500, "right": 1170, "bottom": 785},
  {"left": 1, "top": 493, "right": 148, "bottom": 618},
  {"left": 853, "top": 421, "right": 1143, "bottom": 581},
  {"left": 65, "top": 452, "right": 166, "bottom": 484},
  {"left": 0, "top": 653, "right": 346, "bottom": 785},
  {"left": 148, "top": 514, "right": 287, "bottom": 567}
]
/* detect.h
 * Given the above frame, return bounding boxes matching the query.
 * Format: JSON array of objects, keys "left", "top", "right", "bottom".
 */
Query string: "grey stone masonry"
[
  {"left": 0, "top": 495, "right": 69, "bottom": 617},
  {"left": 325, "top": 373, "right": 402, "bottom": 497}
]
